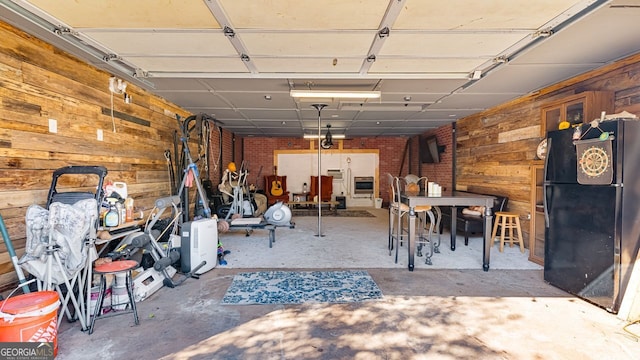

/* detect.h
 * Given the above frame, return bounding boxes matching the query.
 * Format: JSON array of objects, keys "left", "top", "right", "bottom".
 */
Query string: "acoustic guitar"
[{"left": 271, "top": 167, "right": 283, "bottom": 196}]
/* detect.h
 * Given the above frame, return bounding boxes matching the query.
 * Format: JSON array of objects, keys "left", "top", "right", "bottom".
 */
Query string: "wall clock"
[{"left": 536, "top": 139, "right": 547, "bottom": 160}]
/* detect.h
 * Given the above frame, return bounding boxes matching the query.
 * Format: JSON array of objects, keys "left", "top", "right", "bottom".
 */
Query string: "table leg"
[
  {"left": 450, "top": 206, "right": 457, "bottom": 251},
  {"left": 483, "top": 207, "right": 493, "bottom": 271},
  {"left": 408, "top": 208, "right": 416, "bottom": 271},
  {"left": 433, "top": 206, "right": 441, "bottom": 253},
  {"left": 269, "top": 227, "right": 275, "bottom": 248}
]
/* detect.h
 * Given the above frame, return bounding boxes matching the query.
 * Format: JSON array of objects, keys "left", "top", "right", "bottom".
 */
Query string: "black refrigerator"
[{"left": 544, "top": 118, "right": 640, "bottom": 313}]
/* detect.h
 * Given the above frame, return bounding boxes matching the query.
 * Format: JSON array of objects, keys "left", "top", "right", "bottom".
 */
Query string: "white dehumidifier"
[{"left": 180, "top": 218, "right": 218, "bottom": 275}]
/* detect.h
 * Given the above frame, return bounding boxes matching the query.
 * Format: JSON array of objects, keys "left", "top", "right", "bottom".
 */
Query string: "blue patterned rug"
[{"left": 221, "top": 270, "right": 383, "bottom": 305}]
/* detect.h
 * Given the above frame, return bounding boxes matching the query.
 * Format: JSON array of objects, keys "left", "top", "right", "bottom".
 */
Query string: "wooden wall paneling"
[
  {"left": 455, "top": 53, "right": 640, "bottom": 255},
  {"left": 0, "top": 273, "right": 19, "bottom": 291},
  {"left": 0, "top": 20, "right": 222, "bottom": 291}
]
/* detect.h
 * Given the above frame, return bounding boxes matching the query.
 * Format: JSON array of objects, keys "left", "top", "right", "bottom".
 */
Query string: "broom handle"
[{"left": 0, "top": 213, "right": 30, "bottom": 293}]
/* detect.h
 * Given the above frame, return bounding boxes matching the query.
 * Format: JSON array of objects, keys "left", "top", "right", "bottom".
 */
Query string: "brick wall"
[
  {"left": 240, "top": 135, "right": 452, "bottom": 205},
  {"left": 419, "top": 125, "right": 454, "bottom": 192}
]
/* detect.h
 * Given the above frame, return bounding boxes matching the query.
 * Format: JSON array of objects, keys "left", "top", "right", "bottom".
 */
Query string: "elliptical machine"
[{"left": 216, "top": 161, "right": 258, "bottom": 220}]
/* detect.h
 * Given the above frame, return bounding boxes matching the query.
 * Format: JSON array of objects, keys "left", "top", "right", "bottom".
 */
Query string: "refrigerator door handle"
[
  {"left": 543, "top": 137, "right": 551, "bottom": 183},
  {"left": 543, "top": 183, "right": 550, "bottom": 228},
  {"left": 543, "top": 138, "right": 551, "bottom": 227}
]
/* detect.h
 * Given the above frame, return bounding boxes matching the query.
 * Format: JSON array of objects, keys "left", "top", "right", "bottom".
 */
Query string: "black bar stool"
[{"left": 89, "top": 260, "right": 139, "bottom": 334}]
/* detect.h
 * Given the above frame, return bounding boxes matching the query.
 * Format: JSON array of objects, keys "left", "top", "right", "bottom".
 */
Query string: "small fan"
[
  {"left": 321, "top": 124, "right": 333, "bottom": 149},
  {"left": 264, "top": 202, "right": 292, "bottom": 226}
]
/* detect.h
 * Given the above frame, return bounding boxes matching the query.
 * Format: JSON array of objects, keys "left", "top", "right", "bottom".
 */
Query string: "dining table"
[{"left": 400, "top": 191, "right": 496, "bottom": 271}]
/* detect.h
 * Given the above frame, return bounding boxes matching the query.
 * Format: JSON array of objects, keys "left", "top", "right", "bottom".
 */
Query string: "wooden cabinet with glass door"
[
  {"left": 529, "top": 163, "right": 545, "bottom": 265},
  {"left": 540, "top": 91, "right": 613, "bottom": 136}
]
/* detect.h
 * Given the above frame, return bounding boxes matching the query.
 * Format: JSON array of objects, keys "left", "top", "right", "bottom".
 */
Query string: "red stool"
[{"left": 89, "top": 260, "right": 139, "bottom": 334}]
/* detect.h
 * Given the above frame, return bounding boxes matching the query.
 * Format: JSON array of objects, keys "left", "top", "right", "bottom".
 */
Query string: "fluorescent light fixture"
[
  {"left": 303, "top": 134, "right": 346, "bottom": 139},
  {"left": 291, "top": 90, "right": 381, "bottom": 99}
]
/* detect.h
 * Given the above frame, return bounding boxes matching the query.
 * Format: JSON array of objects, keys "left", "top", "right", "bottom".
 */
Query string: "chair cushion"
[
  {"left": 414, "top": 205, "right": 432, "bottom": 212},
  {"left": 390, "top": 202, "right": 409, "bottom": 213},
  {"left": 440, "top": 194, "right": 509, "bottom": 235},
  {"left": 462, "top": 206, "right": 484, "bottom": 217}
]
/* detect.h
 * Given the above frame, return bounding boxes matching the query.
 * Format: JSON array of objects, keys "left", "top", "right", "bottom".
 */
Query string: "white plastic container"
[
  {"left": 106, "top": 181, "right": 127, "bottom": 199},
  {"left": 374, "top": 198, "right": 383, "bottom": 208},
  {"left": 111, "top": 273, "right": 130, "bottom": 311}
]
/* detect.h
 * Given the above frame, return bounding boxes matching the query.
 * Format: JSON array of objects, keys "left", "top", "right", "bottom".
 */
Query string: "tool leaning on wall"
[
  {"left": 102, "top": 114, "right": 227, "bottom": 301},
  {"left": 0, "top": 213, "right": 31, "bottom": 295}
]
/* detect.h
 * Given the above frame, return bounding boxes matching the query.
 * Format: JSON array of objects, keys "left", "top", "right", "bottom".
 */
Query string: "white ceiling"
[{"left": 2, "top": 0, "right": 640, "bottom": 137}]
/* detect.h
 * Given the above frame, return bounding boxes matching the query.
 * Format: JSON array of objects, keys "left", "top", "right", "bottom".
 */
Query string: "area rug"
[
  {"left": 291, "top": 209, "right": 375, "bottom": 217},
  {"left": 221, "top": 270, "right": 383, "bottom": 305}
]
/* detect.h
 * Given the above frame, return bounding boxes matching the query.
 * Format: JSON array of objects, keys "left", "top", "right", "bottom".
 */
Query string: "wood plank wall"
[
  {"left": 0, "top": 21, "right": 233, "bottom": 291},
  {"left": 455, "top": 52, "right": 640, "bottom": 247}
]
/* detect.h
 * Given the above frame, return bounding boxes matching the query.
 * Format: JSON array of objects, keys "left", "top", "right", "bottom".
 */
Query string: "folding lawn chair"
[{"left": 20, "top": 166, "right": 107, "bottom": 331}]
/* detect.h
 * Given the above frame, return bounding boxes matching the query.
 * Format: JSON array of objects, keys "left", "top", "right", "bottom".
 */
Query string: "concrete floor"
[{"left": 51, "top": 208, "right": 640, "bottom": 359}]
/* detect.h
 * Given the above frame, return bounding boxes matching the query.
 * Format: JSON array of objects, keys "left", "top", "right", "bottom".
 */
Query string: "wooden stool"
[
  {"left": 490, "top": 212, "right": 524, "bottom": 253},
  {"left": 89, "top": 260, "right": 139, "bottom": 334}
]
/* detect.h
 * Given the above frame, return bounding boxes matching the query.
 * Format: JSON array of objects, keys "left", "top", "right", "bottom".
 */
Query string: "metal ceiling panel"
[
  {"left": 510, "top": 2, "right": 640, "bottom": 65},
  {"left": 303, "top": 114, "right": 360, "bottom": 123},
  {"left": 82, "top": 31, "right": 238, "bottom": 57},
  {"left": 351, "top": 111, "right": 422, "bottom": 121},
  {"left": 148, "top": 78, "right": 210, "bottom": 91},
  {"left": 379, "top": 79, "right": 468, "bottom": 93},
  {"left": 213, "top": 119, "right": 255, "bottom": 126},
  {"left": 232, "top": 109, "right": 300, "bottom": 120},
  {"left": 27, "top": 0, "right": 219, "bottom": 28},
  {"left": 355, "top": 122, "right": 398, "bottom": 127},
  {"left": 240, "top": 32, "right": 374, "bottom": 57},
  {"left": 202, "top": 79, "right": 292, "bottom": 92},
  {"left": 361, "top": 93, "right": 443, "bottom": 103},
  {"left": 394, "top": 0, "right": 582, "bottom": 30},
  {"left": 299, "top": 108, "right": 357, "bottom": 118},
  {"left": 186, "top": 108, "right": 244, "bottom": 119},
  {"left": 427, "top": 93, "right": 520, "bottom": 110},
  {"left": 215, "top": 92, "right": 296, "bottom": 109},
  {"left": 462, "top": 63, "right": 599, "bottom": 94},
  {"left": 339, "top": 103, "right": 423, "bottom": 112},
  {"left": 157, "top": 92, "right": 229, "bottom": 108},
  {"left": 380, "top": 33, "right": 530, "bottom": 57},
  {"left": 123, "top": 57, "right": 250, "bottom": 73},
  {"left": 252, "top": 57, "right": 365, "bottom": 73},
  {"left": 219, "top": 0, "right": 389, "bottom": 29},
  {"left": 419, "top": 109, "right": 481, "bottom": 119},
  {"left": 370, "top": 58, "right": 488, "bottom": 74}
]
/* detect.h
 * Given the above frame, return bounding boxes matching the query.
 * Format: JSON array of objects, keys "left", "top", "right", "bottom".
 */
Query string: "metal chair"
[
  {"left": 388, "top": 174, "right": 437, "bottom": 265},
  {"left": 386, "top": 173, "right": 408, "bottom": 257},
  {"left": 406, "top": 174, "right": 442, "bottom": 253}
]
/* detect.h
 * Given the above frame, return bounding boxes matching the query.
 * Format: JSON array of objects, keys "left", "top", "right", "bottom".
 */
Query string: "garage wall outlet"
[
  {"left": 97, "top": 128, "right": 103, "bottom": 141},
  {"left": 48, "top": 118, "right": 57, "bottom": 133}
]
